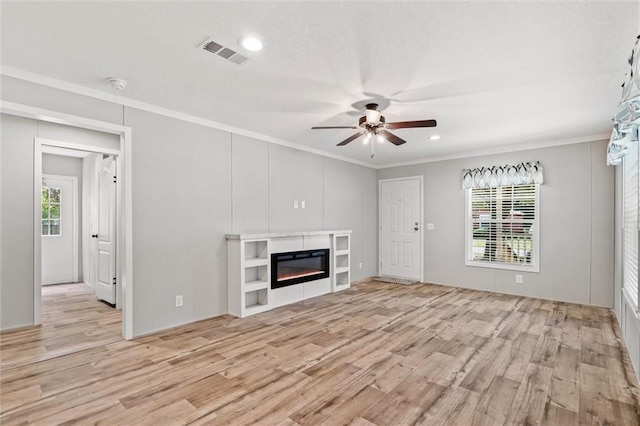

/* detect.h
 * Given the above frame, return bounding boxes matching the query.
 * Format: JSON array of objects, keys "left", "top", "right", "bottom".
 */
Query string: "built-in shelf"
[
  {"left": 336, "top": 270, "right": 350, "bottom": 287},
  {"left": 244, "top": 264, "right": 268, "bottom": 283},
  {"left": 244, "top": 302, "right": 270, "bottom": 316},
  {"left": 335, "top": 235, "right": 349, "bottom": 251},
  {"left": 228, "top": 231, "right": 352, "bottom": 317},
  {"left": 332, "top": 234, "right": 351, "bottom": 292},
  {"left": 245, "top": 288, "right": 268, "bottom": 309},
  {"left": 227, "top": 238, "right": 271, "bottom": 317},
  {"left": 336, "top": 254, "right": 349, "bottom": 269},
  {"left": 244, "top": 258, "right": 268, "bottom": 268},
  {"left": 226, "top": 230, "right": 352, "bottom": 240},
  {"left": 244, "top": 240, "right": 268, "bottom": 261},
  {"left": 245, "top": 280, "right": 269, "bottom": 293}
]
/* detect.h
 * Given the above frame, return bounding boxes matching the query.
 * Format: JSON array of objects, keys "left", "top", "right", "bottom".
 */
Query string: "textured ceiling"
[{"left": 1, "top": 1, "right": 639, "bottom": 167}]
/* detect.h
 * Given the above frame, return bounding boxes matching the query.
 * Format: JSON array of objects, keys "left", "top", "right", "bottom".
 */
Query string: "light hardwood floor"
[{"left": 1, "top": 281, "right": 639, "bottom": 425}]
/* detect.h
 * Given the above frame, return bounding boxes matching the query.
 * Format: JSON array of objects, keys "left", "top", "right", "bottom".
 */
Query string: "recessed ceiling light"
[
  {"left": 241, "top": 36, "right": 263, "bottom": 52},
  {"left": 430, "top": 135, "right": 441, "bottom": 141}
]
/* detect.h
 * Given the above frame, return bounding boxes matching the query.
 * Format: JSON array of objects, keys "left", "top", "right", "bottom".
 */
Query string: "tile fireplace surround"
[{"left": 226, "top": 231, "right": 351, "bottom": 317}]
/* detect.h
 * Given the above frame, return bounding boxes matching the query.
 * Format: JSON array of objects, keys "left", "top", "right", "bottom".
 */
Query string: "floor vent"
[
  {"left": 373, "top": 276, "right": 419, "bottom": 285},
  {"left": 199, "top": 37, "right": 250, "bottom": 66}
]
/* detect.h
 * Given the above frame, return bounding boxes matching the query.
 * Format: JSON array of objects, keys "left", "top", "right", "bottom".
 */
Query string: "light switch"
[
  {"left": 426, "top": 223, "right": 435, "bottom": 230},
  {"left": 294, "top": 200, "right": 299, "bottom": 209},
  {"left": 301, "top": 200, "right": 306, "bottom": 209}
]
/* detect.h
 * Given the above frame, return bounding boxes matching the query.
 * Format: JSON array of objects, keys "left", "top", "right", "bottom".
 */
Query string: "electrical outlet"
[
  {"left": 293, "top": 200, "right": 299, "bottom": 209},
  {"left": 175, "top": 295, "right": 184, "bottom": 307},
  {"left": 515, "top": 274, "right": 523, "bottom": 284},
  {"left": 301, "top": 200, "right": 306, "bottom": 209},
  {"left": 358, "top": 262, "right": 363, "bottom": 269}
]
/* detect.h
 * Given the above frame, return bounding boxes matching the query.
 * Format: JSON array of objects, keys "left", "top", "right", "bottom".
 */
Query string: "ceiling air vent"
[
  {"left": 199, "top": 37, "right": 250, "bottom": 66},
  {"left": 228, "top": 53, "right": 249, "bottom": 65},
  {"left": 203, "top": 40, "right": 224, "bottom": 54}
]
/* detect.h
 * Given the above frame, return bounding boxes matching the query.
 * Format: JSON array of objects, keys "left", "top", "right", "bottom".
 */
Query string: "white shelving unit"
[
  {"left": 228, "top": 238, "right": 271, "bottom": 317},
  {"left": 333, "top": 234, "right": 351, "bottom": 292},
  {"left": 227, "top": 230, "right": 352, "bottom": 317}
]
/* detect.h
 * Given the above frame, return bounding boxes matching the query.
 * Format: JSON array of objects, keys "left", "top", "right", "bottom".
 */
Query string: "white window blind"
[
  {"left": 623, "top": 142, "right": 639, "bottom": 310},
  {"left": 466, "top": 184, "right": 539, "bottom": 272}
]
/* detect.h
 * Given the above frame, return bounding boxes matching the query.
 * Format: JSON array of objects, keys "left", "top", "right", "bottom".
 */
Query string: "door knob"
[
  {"left": 91, "top": 234, "right": 99, "bottom": 238},
  {"left": 414, "top": 227, "right": 419, "bottom": 231}
]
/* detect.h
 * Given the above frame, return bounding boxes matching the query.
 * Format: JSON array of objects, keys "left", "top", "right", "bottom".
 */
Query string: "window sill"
[{"left": 465, "top": 259, "right": 540, "bottom": 273}]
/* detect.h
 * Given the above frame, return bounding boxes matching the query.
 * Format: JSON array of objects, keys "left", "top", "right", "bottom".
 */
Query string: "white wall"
[
  {"left": 378, "top": 140, "right": 614, "bottom": 307},
  {"left": 125, "top": 109, "right": 377, "bottom": 336},
  {"left": 1, "top": 76, "right": 378, "bottom": 336},
  {"left": 1, "top": 115, "right": 38, "bottom": 329},
  {"left": 42, "top": 153, "right": 83, "bottom": 281}
]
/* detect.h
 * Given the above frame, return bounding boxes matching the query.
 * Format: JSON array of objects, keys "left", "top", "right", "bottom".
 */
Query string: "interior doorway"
[
  {"left": 378, "top": 176, "right": 424, "bottom": 281},
  {"left": 40, "top": 146, "right": 119, "bottom": 310},
  {"left": 2, "top": 100, "right": 133, "bottom": 339}
]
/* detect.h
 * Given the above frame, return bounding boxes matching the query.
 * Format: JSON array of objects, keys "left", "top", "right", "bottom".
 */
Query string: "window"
[
  {"left": 623, "top": 141, "right": 638, "bottom": 310},
  {"left": 42, "top": 186, "right": 61, "bottom": 236},
  {"left": 466, "top": 184, "right": 539, "bottom": 272}
]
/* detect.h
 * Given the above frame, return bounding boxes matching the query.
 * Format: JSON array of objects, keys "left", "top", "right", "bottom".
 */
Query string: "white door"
[
  {"left": 42, "top": 175, "right": 78, "bottom": 285},
  {"left": 94, "top": 156, "right": 116, "bottom": 304},
  {"left": 379, "top": 177, "right": 422, "bottom": 280}
]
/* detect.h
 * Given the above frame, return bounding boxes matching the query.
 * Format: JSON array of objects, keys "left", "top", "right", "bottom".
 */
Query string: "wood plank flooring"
[{"left": 1, "top": 281, "right": 639, "bottom": 425}]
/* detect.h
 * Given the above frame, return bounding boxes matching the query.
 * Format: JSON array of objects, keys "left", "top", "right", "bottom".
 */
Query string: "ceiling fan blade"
[
  {"left": 386, "top": 119, "right": 437, "bottom": 129},
  {"left": 379, "top": 130, "right": 406, "bottom": 146},
  {"left": 337, "top": 132, "right": 364, "bottom": 146},
  {"left": 311, "top": 126, "right": 358, "bottom": 129}
]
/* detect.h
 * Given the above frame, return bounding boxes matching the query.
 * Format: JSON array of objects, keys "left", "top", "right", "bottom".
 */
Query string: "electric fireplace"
[{"left": 271, "top": 249, "right": 330, "bottom": 289}]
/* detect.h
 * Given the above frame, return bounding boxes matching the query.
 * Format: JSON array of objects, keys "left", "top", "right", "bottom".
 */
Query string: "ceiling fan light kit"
[{"left": 312, "top": 102, "right": 437, "bottom": 158}]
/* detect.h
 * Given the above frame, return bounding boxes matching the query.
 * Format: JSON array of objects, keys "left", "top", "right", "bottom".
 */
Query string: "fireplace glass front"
[{"left": 271, "top": 249, "right": 330, "bottom": 289}]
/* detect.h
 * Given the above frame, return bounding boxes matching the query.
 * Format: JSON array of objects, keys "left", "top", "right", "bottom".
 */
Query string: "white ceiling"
[{"left": 2, "top": 1, "right": 638, "bottom": 167}]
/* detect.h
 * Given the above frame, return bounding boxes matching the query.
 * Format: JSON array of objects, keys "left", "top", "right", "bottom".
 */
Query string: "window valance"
[
  {"left": 608, "top": 35, "right": 640, "bottom": 166},
  {"left": 462, "top": 161, "right": 544, "bottom": 189}
]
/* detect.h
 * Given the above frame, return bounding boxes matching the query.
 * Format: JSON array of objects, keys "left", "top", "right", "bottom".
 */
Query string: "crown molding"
[
  {"left": 0, "top": 65, "right": 611, "bottom": 171},
  {"left": 0, "top": 65, "right": 374, "bottom": 169},
  {"left": 376, "top": 134, "right": 611, "bottom": 169}
]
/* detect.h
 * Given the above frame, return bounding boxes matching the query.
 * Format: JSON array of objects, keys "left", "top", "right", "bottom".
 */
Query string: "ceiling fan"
[{"left": 311, "top": 103, "right": 437, "bottom": 158}]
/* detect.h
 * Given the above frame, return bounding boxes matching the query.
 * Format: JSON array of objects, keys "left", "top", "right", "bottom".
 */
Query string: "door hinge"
[
  {"left": 113, "top": 176, "right": 117, "bottom": 183},
  {"left": 112, "top": 277, "right": 116, "bottom": 285}
]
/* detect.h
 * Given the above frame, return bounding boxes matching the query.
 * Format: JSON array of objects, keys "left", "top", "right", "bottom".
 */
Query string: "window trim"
[{"left": 464, "top": 184, "right": 540, "bottom": 273}]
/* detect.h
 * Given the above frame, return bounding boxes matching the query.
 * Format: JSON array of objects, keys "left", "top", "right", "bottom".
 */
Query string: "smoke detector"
[{"left": 107, "top": 77, "right": 127, "bottom": 91}]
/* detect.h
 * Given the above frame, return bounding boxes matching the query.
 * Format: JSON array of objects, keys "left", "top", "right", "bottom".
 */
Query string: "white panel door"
[
  {"left": 379, "top": 178, "right": 422, "bottom": 280},
  {"left": 42, "top": 175, "right": 78, "bottom": 285},
  {"left": 95, "top": 156, "right": 116, "bottom": 304}
]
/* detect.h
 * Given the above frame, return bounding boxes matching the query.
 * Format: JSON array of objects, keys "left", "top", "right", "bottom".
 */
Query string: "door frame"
[
  {"left": 378, "top": 176, "right": 424, "bottom": 282},
  {"left": 1, "top": 100, "right": 134, "bottom": 340},
  {"left": 41, "top": 174, "right": 79, "bottom": 284}
]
